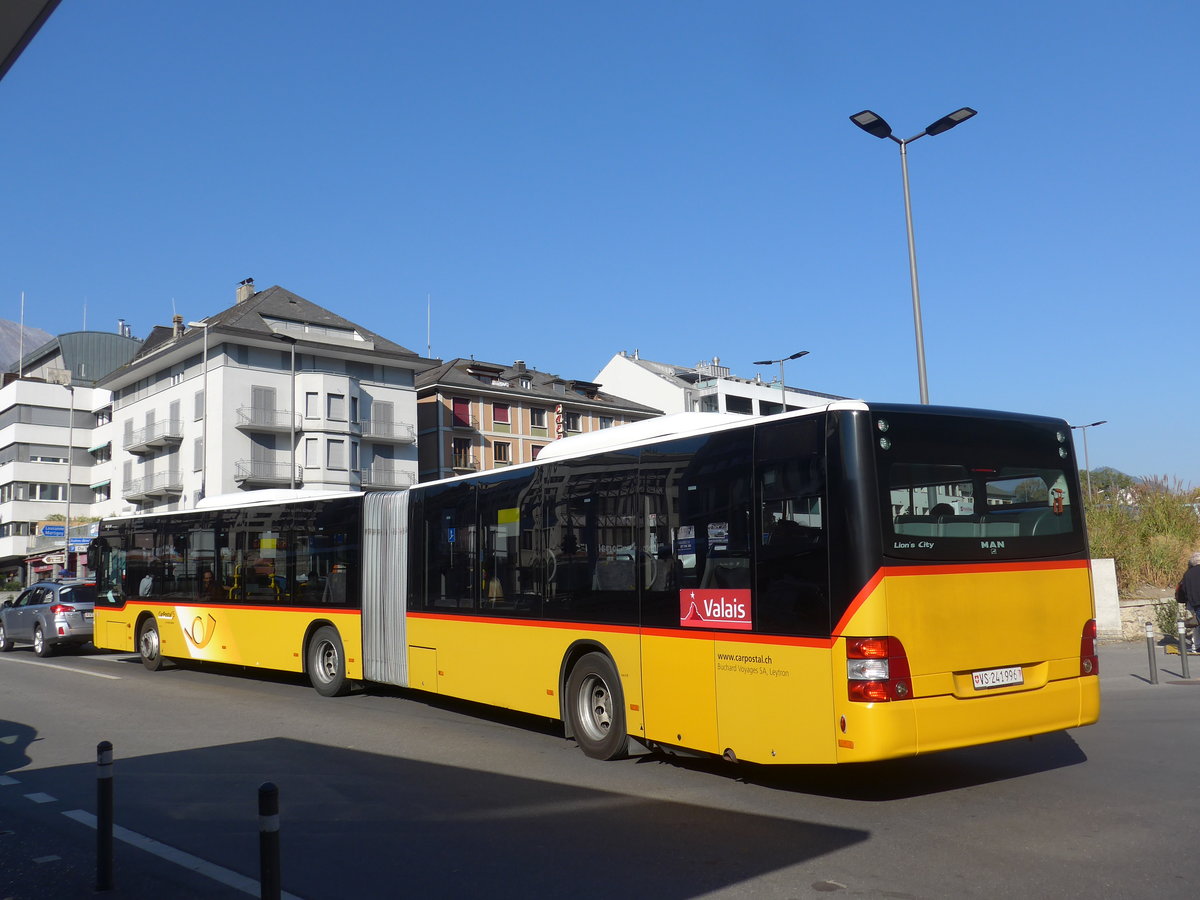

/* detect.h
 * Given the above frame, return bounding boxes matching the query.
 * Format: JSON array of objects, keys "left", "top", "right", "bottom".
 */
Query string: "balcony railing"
[
  {"left": 235, "top": 407, "right": 300, "bottom": 433},
  {"left": 234, "top": 459, "right": 301, "bottom": 487},
  {"left": 123, "top": 419, "right": 184, "bottom": 454},
  {"left": 122, "top": 470, "right": 184, "bottom": 500},
  {"left": 359, "top": 420, "right": 416, "bottom": 444},
  {"left": 359, "top": 467, "right": 416, "bottom": 489}
]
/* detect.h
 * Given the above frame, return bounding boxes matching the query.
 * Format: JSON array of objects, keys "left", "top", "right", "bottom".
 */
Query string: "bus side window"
[{"left": 755, "top": 417, "right": 830, "bottom": 636}]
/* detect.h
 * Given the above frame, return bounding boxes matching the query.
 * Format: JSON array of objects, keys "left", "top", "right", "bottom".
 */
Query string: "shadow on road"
[
  {"left": 640, "top": 730, "right": 1087, "bottom": 801},
  {"left": 15, "top": 737, "right": 869, "bottom": 899}
]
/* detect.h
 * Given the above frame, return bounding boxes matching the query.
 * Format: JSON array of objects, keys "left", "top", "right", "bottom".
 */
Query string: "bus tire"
[
  {"left": 139, "top": 617, "right": 165, "bottom": 671},
  {"left": 308, "top": 626, "right": 350, "bottom": 697},
  {"left": 566, "top": 652, "right": 627, "bottom": 760}
]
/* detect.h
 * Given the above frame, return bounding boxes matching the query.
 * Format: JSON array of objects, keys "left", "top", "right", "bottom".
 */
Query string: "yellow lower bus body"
[
  {"left": 94, "top": 602, "right": 365, "bottom": 681},
  {"left": 97, "top": 561, "right": 1099, "bottom": 766}
]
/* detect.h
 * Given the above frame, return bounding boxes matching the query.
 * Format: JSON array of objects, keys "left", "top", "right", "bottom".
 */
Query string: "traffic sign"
[
  {"left": 39, "top": 524, "right": 66, "bottom": 538},
  {"left": 42, "top": 554, "right": 66, "bottom": 565}
]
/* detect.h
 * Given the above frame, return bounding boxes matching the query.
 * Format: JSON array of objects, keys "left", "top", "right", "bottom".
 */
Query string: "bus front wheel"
[
  {"left": 566, "top": 652, "right": 628, "bottom": 760},
  {"left": 308, "top": 626, "right": 350, "bottom": 697},
  {"left": 139, "top": 618, "right": 165, "bottom": 671}
]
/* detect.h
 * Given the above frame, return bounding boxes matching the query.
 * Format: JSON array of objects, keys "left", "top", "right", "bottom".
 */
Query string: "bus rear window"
[{"left": 884, "top": 462, "right": 1083, "bottom": 560}]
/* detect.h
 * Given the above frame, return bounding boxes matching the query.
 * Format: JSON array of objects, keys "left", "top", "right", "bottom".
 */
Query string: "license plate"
[
  {"left": 972, "top": 665, "right": 1023, "bottom": 690},
  {"left": 83, "top": 611, "right": 94, "bottom": 621}
]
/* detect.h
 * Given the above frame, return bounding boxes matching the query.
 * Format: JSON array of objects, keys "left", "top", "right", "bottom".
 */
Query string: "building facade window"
[
  {"left": 600, "top": 416, "right": 614, "bottom": 429},
  {"left": 452, "top": 438, "right": 472, "bottom": 469},
  {"left": 30, "top": 483, "right": 64, "bottom": 501},
  {"left": 452, "top": 398, "right": 471, "bottom": 427},
  {"left": 305, "top": 392, "right": 319, "bottom": 418},
  {"left": 494, "top": 403, "right": 510, "bottom": 425},
  {"left": 494, "top": 441, "right": 511, "bottom": 465},
  {"left": 328, "top": 439, "right": 346, "bottom": 469},
  {"left": 530, "top": 408, "right": 547, "bottom": 428},
  {"left": 563, "top": 412, "right": 581, "bottom": 433},
  {"left": 305, "top": 437, "right": 319, "bottom": 467},
  {"left": 327, "top": 394, "right": 346, "bottom": 421}
]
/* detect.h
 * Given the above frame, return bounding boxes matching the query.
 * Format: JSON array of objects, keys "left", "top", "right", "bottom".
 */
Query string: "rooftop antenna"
[
  {"left": 426, "top": 293, "right": 432, "bottom": 358},
  {"left": 83, "top": 296, "right": 87, "bottom": 330},
  {"left": 18, "top": 292, "right": 24, "bottom": 376}
]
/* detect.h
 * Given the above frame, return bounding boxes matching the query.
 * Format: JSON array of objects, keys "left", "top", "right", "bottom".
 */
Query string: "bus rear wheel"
[
  {"left": 308, "top": 626, "right": 350, "bottom": 697},
  {"left": 139, "top": 618, "right": 165, "bottom": 671},
  {"left": 566, "top": 652, "right": 628, "bottom": 760}
]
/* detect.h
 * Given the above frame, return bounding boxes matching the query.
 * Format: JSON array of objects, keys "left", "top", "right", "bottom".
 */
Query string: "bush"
[{"left": 1085, "top": 479, "right": 1200, "bottom": 594}]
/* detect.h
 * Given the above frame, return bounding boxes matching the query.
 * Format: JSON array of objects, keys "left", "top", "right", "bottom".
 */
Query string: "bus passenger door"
[{"left": 637, "top": 440, "right": 725, "bottom": 755}]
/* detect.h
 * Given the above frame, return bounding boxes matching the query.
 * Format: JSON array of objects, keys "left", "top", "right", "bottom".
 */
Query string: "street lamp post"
[
  {"left": 849, "top": 107, "right": 978, "bottom": 405},
  {"left": 187, "top": 321, "right": 210, "bottom": 502},
  {"left": 1070, "top": 420, "right": 1107, "bottom": 496},
  {"left": 752, "top": 350, "right": 810, "bottom": 414},
  {"left": 272, "top": 333, "right": 298, "bottom": 490}
]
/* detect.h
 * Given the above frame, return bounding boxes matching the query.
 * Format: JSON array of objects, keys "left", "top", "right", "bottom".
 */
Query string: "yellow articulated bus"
[{"left": 90, "top": 402, "right": 1099, "bottom": 764}]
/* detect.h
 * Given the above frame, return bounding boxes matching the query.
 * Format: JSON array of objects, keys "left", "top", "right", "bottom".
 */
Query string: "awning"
[
  {"left": 89, "top": 478, "right": 111, "bottom": 489},
  {"left": 88, "top": 441, "right": 112, "bottom": 453}
]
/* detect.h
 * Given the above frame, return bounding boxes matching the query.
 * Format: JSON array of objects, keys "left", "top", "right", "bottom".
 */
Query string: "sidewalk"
[{"left": 1099, "top": 637, "right": 1200, "bottom": 688}]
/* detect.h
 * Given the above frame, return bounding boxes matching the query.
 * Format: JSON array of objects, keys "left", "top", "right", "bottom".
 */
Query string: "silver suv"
[{"left": 0, "top": 581, "right": 97, "bottom": 657}]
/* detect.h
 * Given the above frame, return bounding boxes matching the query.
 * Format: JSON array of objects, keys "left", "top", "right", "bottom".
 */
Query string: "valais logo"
[{"left": 679, "top": 589, "right": 752, "bottom": 630}]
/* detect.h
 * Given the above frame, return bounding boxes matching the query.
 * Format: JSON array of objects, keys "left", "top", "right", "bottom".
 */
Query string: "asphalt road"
[{"left": 1, "top": 639, "right": 1197, "bottom": 899}]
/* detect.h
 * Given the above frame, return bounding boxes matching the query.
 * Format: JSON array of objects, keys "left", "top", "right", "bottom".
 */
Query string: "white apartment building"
[
  {"left": 97, "top": 282, "right": 437, "bottom": 514},
  {"left": 0, "top": 330, "right": 141, "bottom": 580},
  {"left": 594, "top": 351, "right": 845, "bottom": 417}
]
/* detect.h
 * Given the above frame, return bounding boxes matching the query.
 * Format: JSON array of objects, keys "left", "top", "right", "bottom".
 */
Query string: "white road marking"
[
  {"left": 33, "top": 855, "right": 61, "bottom": 863},
  {"left": 0, "top": 775, "right": 19, "bottom": 785},
  {"left": 0, "top": 655, "right": 120, "bottom": 679},
  {"left": 25, "top": 792, "right": 56, "bottom": 804},
  {"left": 63, "top": 810, "right": 304, "bottom": 900}
]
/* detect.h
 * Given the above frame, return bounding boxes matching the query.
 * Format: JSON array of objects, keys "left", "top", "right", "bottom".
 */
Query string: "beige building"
[{"left": 416, "top": 358, "right": 661, "bottom": 482}]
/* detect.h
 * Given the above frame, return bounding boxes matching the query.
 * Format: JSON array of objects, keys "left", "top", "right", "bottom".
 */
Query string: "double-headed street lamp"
[
  {"left": 752, "top": 350, "right": 809, "bottom": 413},
  {"left": 850, "top": 107, "right": 978, "bottom": 405},
  {"left": 1070, "top": 420, "right": 1107, "bottom": 496}
]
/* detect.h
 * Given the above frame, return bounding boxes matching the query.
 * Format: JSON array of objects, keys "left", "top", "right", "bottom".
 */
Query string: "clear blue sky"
[{"left": 2, "top": 1, "right": 1196, "bottom": 486}]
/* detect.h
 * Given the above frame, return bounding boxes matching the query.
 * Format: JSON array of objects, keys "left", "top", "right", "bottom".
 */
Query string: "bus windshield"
[{"left": 875, "top": 411, "right": 1085, "bottom": 561}]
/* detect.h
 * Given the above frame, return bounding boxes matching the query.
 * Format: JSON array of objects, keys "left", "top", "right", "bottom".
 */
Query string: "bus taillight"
[
  {"left": 1080, "top": 619, "right": 1099, "bottom": 676},
  {"left": 846, "top": 636, "right": 912, "bottom": 702}
]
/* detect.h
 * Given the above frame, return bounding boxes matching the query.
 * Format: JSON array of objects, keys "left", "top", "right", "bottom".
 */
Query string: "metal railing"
[
  {"left": 233, "top": 459, "right": 301, "bottom": 485},
  {"left": 359, "top": 420, "right": 416, "bottom": 443},
  {"left": 359, "top": 468, "right": 416, "bottom": 488},
  {"left": 121, "top": 470, "right": 184, "bottom": 499},
  {"left": 235, "top": 407, "right": 300, "bottom": 431},
  {"left": 122, "top": 419, "right": 184, "bottom": 452}
]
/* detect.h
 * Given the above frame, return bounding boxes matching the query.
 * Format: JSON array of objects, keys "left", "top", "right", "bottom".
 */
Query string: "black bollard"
[
  {"left": 258, "top": 782, "right": 280, "bottom": 900},
  {"left": 1179, "top": 619, "right": 1191, "bottom": 679},
  {"left": 1145, "top": 621, "right": 1159, "bottom": 685},
  {"left": 96, "top": 741, "right": 114, "bottom": 891}
]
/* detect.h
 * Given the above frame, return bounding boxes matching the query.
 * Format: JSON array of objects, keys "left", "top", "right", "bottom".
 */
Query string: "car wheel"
[
  {"left": 0, "top": 621, "right": 12, "bottom": 652},
  {"left": 307, "top": 626, "right": 350, "bottom": 697},
  {"left": 139, "top": 618, "right": 165, "bottom": 671},
  {"left": 33, "top": 624, "right": 54, "bottom": 658},
  {"left": 565, "top": 651, "right": 628, "bottom": 760}
]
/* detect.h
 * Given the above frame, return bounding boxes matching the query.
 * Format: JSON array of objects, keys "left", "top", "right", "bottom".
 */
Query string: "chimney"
[
  {"left": 236, "top": 277, "right": 255, "bottom": 303},
  {"left": 172, "top": 314, "right": 183, "bottom": 338},
  {"left": 514, "top": 360, "right": 526, "bottom": 373},
  {"left": 117, "top": 318, "right": 125, "bottom": 336}
]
